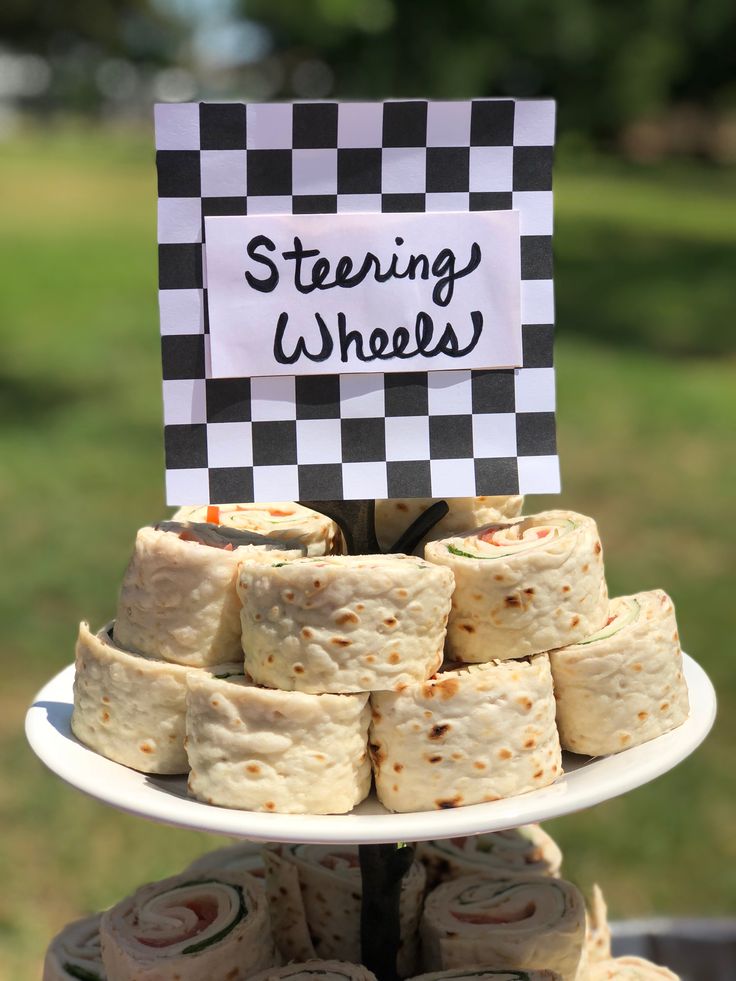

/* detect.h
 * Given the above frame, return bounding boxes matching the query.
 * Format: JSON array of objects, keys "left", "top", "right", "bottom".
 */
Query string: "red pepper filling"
[
  {"left": 478, "top": 531, "right": 503, "bottom": 544},
  {"left": 178, "top": 530, "right": 202, "bottom": 544},
  {"left": 478, "top": 527, "right": 550, "bottom": 545},
  {"left": 136, "top": 897, "right": 219, "bottom": 947},
  {"left": 451, "top": 901, "right": 535, "bottom": 925},
  {"left": 320, "top": 852, "right": 360, "bottom": 870},
  {"left": 177, "top": 530, "right": 234, "bottom": 550}
]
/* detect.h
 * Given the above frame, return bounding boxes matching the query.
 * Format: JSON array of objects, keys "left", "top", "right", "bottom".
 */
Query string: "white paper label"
[{"left": 205, "top": 210, "right": 521, "bottom": 378}]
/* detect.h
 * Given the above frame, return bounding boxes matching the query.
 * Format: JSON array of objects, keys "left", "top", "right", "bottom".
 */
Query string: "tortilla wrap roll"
[
  {"left": 173, "top": 502, "right": 344, "bottom": 556},
  {"left": 263, "top": 844, "right": 425, "bottom": 977},
  {"left": 100, "top": 872, "right": 276, "bottom": 981},
  {"left": 185, "top": 673, "right": 371, "bottom": 813},
  {"left": 370, "top": 655, "right": 561, "bottom": 812},
  {"left": 417, "top": 826, "right": 562, "bottom": 888},
  {"left": 550, "top": 590, "right": 689, "bottom": 755},
  {"left": 71, "top": 620, "right": 242, "bottom": 774},
  {"left": 375, "top": 496, "right": 524, "bottom": 554},
  {"left": 585, "top": 885, "right": 612, "bottom": 963},
  {"left": 424, "top": 510, "right": 608, "bottom": 662},
  {"left": 589, "top": 958, "right": 678, "bottom": 980},
  {"left": 186, "top": 843, "right": 266, "bottom": 891},
  {"left": 239, "top": 554, "right": 454, "bottom": 694},
  {"left": 409, "top": 970, "right": 561, "bottom": 981},
  {"left": 43, "top": 913, "right": 105, "bottom": 981},
  {"left": 421, "top": 874, "right": 587, "bottom": 979},
  {"left": 250, "top": 963, "right": 377, "bottom": 981},
  {"left": 114, "top": 522, "right": 302, "bottom": 667}
]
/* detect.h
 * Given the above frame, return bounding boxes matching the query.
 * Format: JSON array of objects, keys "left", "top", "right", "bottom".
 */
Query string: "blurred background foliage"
[
  {"left": 1, "top": 2, "right": 735, "bottom": 979},
  {"left": 1, "top": 0, "right": 736, "bottom": 161}
]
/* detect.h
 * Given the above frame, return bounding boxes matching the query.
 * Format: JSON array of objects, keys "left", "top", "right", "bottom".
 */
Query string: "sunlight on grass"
[{"left": 556, "top": 163, "right": 736, "bottom": 243}]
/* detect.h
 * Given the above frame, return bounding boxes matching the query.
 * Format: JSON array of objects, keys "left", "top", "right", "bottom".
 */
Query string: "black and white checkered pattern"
[{"left": 155, "top": 99, "right": 559, "bottom": 504}]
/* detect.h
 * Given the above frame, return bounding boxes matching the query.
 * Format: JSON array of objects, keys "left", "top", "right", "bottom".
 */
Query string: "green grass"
[{"left": 1, "top": 126, "right": 734, "bottom": 978}]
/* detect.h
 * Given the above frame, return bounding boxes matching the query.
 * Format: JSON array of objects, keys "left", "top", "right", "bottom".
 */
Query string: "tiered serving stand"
[{"left": 25, "top": 500, "right": 717, "bottom": 978}]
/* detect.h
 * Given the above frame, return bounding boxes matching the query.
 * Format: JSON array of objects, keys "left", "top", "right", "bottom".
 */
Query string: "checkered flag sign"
[{"left": 155, "top": 99, "right": 559, "bottom": 504}]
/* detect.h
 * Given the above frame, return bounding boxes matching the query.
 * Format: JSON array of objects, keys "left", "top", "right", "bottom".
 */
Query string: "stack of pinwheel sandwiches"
[
  {"left": 55, "top": 496, "right": 691, "bottom": 979},
  {"left": 44, "top": 827, "right": 679, "bottom": 979},
  {"left": 71, "top": 496, "right": 689, "bottom": 815}
]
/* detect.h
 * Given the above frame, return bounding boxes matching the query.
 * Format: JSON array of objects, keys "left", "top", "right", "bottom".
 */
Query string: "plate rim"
[{"left": 25, "top": 653, "right": 716, "bottom": 844}]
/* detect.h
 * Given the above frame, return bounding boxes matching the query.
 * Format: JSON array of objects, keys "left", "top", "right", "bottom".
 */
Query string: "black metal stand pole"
[
  {"left": 300, "top": 499, "right": 449, "bottom": 555},
  {"left": 359, "top": 842, "right": 415, "bottom": 981},
  {"left": 300, "top": 499, "right": 379, "bottom": 554},
  {"left": 297, "top": 500, "right": 444, "bottom": 978}
]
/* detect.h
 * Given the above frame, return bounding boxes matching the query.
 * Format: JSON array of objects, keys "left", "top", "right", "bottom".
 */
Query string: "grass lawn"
[{"left": 0, "top": 126, "right": 734, "bottom": 979}]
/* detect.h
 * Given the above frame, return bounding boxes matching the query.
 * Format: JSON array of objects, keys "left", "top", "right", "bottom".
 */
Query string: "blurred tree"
[
  {"left": 243, "top": 0, "right": 736, "bottom": 144},
  {"left": 0, "top": 0, "right": 185, "bottom": 112},
  {"left": 0, "top": 0, "right": 175, "bottom": 61},
  {"left": 2, "top": 0, "right": 735, "bottom": 149}
]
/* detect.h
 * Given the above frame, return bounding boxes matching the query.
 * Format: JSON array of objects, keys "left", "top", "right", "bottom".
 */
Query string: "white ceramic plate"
[{"left": 26, "top": 654, "right": 715, "bottom": 845}]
